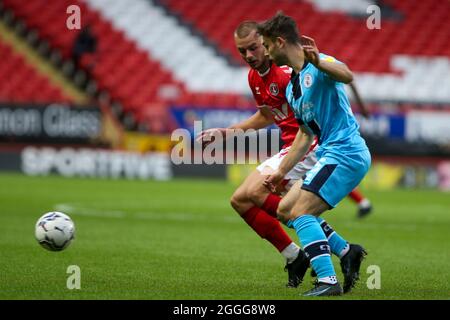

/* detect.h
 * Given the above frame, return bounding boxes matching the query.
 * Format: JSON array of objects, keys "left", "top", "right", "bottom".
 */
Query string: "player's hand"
[
  {"left": 301, "top": 35, "right": 320, "bottom": 67},
  {"left": 263, "top": 170, "right": 285, "bottom": 193},
  {"left": 195, "top": 128, "right": 229, "bottom": 147}
]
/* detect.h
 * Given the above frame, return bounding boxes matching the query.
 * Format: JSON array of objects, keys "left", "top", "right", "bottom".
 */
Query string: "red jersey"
[{"left": 248, "top": 62, "right": 299, "bottom": 147}]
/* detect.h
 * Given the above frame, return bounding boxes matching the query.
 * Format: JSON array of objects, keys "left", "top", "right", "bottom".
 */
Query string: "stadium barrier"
[
  {"left": 171, "top": 106, "right": 450, "bottom": 155},
  {"left": 0, "top": 103, "right": 101, "bottom": 144},
  {"left": 0, "top": 146, "right": 225, "bottom": 180},
  {"left": 0, "top": 146, "right": 172, "bottom": 180},
  {"left": 1, "top": 106, "right": 449, "bottom": 187},
  {"left": 2, "top": 145, "right": 448, "bottom": 189}
]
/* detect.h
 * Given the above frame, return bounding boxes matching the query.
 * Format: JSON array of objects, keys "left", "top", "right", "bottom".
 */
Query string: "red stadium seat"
[
  {"left": 162, "top": 0, "right": 450, "bottom": 75},
  {"left": 0, "top": 36, "right": 73, "bottom": 104},
  {"left": 2, "top": 0, "right": 186, "bottom": 115},
  {"left": 2, "top": 0, "right": 449, "bottom": 128}
]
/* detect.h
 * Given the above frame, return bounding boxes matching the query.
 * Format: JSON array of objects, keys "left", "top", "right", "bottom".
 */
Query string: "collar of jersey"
[
  {"left": 290, "top": 61, "right": 310, "bottom": 84},
  {"left": 290, "top": 61, "right": 309, "bottom": 99},
  {"left": 257, "top": 63, "right": 272, "bottom": 77}
]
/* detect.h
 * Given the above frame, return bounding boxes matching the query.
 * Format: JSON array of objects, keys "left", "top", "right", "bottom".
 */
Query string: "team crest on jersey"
[
  {"left": 269, "top": 83, "right": 279, "bottom": 96},
  {"left": 303, "top": 73, "right": 313, "bottom": 88}
]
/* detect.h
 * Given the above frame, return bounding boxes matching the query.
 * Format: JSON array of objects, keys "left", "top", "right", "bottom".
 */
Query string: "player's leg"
[
  {"left": 276, "top": 147, "right": 318, "bottom": 221},
  {"left": 277, "top": 180, "right": 303, "bottom": 220},
  {"left": 232, "top": 151, "right": 318, "bottom": 288},
  {"left": 243, "top": 169, "right": 283, "bottom": 217},
  {"left": 283, "top": 150, "right": 370, "bottom": 296},
  {"left": 316, "top": 217, "right": 350, "bottom": 259},
  {"left": 285, "top": 189, "right": 344, "bottom": 296},
  {"left": 230, "top": 170, "right": 304, "bottom": 273},
  {"left": 283, "top": 180, "right": 363, "bottom": 287},
  {"left": 246, "top": 150, "right": 295, "bottom": 217},
  {"left": 291, "top": 151, "right": 370, "bottom": 295},
  {"left": 230, "top": 170, "right": 293, "bottom": 253},
  {"left": 328, "top": 153, "right": 371, "bottom": 292},
  {"left": 348, "top": 188, "right": 373, "bottom": 218},
  {"left": 279, "top": 180, "right": 348, "bottom": 256},
  {"left": 276, "top": 180, "right": 310, "bottom": 287},
  {"left": 277, "top": 155, "right": 352, "bottom": 261},
  {"left": 230, "top": 155, "right": 288, "bottom": 216},
  {"left": 313, "top": 217, "right": 367, "bottom": 293},
  {"left": 230, "top": 169, "right": 261, "bottom": 214},
  {"left": 281, "top": 148, "right": 355, "bottom": 260}
]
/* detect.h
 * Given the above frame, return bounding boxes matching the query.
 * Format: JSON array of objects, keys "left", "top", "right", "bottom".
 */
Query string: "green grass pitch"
[{"left": 0, "top": 172, "right": 449, "bottom": 300}]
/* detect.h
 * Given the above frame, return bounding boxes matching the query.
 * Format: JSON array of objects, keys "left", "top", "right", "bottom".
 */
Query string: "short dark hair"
[
  {"left": 257, "top": 11, "right": 300, "bottom": 44},
  {"left": 234, "top": 21, "right": 259, "bottom": 38}
]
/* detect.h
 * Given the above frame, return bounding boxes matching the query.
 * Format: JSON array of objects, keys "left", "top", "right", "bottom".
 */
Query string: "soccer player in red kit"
[{"left": 198, "top": 21, "right": 371, "bottom": 288}]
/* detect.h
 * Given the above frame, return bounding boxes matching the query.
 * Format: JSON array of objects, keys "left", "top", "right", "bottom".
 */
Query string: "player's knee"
[
  {"left": 288, "top": 211, "right": 307, "bottom": 220},
  {"left": 276, "top": 201, "right": 291, "bottom": 223},
  {"left": 230, "top": 190, "right": 247, "bottom": 213},
  {"left": 246, "top": 185, "right": 267, "bottom": 205},
  {"left": 230, "top": 193, "right": 240, "bottom": 211}
]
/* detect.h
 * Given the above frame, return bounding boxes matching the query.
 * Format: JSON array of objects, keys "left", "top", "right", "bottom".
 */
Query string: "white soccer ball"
[{"left": 35, "top": 212, "right": 75, "bottom": 251}]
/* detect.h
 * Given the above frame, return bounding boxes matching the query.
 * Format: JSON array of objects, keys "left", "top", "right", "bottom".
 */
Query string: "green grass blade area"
[{"left": 0, "top": 173, "right": 449, "bottom": 300}]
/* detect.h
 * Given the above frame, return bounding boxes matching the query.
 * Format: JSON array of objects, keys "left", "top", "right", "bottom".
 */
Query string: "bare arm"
[
  {"left": 316, "top": 60, "right": 353, "bottom": 84},
  {"left": 348, "top": 82, "right": 370, "bottom": 118},
  {"left": 196, "top": 108, "right": 274, "bottom": 145},
  {"left": 229, "top": 108, "right": 274, "bottom": 131},
  {"left": 278, "top": 126, "right": 315, "bottom": 175}
]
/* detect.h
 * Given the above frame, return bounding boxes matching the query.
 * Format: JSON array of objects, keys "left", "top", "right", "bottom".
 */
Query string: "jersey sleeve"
[
  {"left": 319, "top": 53, "right": 343, "bottom": 65},
  {"left": 318, "top": 53, "right": 344, "bottom": 83}
]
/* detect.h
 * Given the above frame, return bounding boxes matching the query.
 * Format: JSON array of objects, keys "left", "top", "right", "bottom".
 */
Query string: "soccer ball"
[{"left": 35, "top": 212, "right": 75, "bottom": 251}]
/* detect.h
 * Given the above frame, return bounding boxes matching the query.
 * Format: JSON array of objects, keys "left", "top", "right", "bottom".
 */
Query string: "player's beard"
[{"left": 271, "top": 52, "right": 289, "bottom": 67}]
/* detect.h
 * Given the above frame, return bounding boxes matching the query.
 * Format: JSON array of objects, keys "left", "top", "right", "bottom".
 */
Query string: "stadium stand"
[
  {"left": 0, "top": 32, "right": 73, "bottom": 104},
  {"left": 163, "top": 0, "right": 450, "bottom": 70},
  {"left": 161, "top": 0, "right": 450, "bottom": 103},
  {"left": 1, "top": 0, "right": 185, "bottom": 114},
  {"left": 1, "top": 0, "right": 449, "bottom": 131}
]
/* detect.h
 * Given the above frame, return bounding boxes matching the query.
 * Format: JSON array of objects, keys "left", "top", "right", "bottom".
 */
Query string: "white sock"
[
  {"left": 359, "top": 198, "right": 371, "bottom": 209},
  {"left": 339, "top": 243, "right": 350, "bottom": 258},
  {"left": 318, "top": 276, "right": 338, "bottom": 285},
  {"left": 281, "top": 242, "right": 300, "bottom": 264}
]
